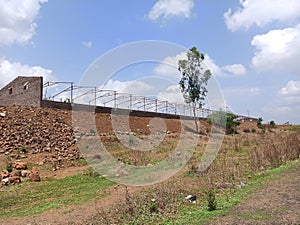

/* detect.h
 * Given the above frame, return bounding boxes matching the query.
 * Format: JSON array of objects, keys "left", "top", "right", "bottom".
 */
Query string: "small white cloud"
[
  {"left": 224, "top": 0, "right": 300, "bottom": 31},
  {"left": 204, "top": 55, "right": 247, "bottom": 77},
  {"left": 279, "top": 80, "right": 300, "bottom": 97},
  {"left": 251, "top": 24, "right": 300, "bottom": 75},
  {"left": 0, "top": 0, "right": 48, "bottom": 45},
  {"left": 221, "top": 64, "right": 246, "bottom": 76},
  {"left": 157, "top": 85, "right": 184, "bottom": 103},
  {"left": 100, "top": 79, "right": 153, "bottom": 95},
  {"left": 148, "top": 0, "right": 194, "bottom": 23},
  {"left": 0, "top": 58, "right": 55, "bottom": 88},
  {"left": 224, "top": 87, "right": 260, "bottom": 98},
  {"left": 82, "top": 41, "right": 92, "bottom": 48},
  {"left": 154, "top": 52, "right": 186, "bottom": 79},
  {"left": 154, "top": 52, "right": 247, "bottom": 79}
]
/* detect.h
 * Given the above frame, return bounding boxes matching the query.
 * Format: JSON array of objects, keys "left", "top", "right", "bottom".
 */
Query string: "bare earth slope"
[{"left": 207, "top": 162, "right": 300, "bottom": 225}]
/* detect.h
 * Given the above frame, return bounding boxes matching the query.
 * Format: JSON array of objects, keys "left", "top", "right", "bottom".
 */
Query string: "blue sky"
[{"left": 0, "top": 0, "right": 300, "bottom": 124}]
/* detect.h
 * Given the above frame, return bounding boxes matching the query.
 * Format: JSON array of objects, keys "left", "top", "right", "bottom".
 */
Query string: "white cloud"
[
  {"left": 157, "top": 85, "right": 184, "bottom": 104},
  {"left": 262, "top": 81, "right": 300, "bottom": 124},
  {"left": 203, "top": 55, "right": 247, "bottom": 77},
  {"left": 0, "top": 58, "right": 54, "bottom": 88},
  {"left": 224, "top": 0, "right": 300, "bottom": 31},
  {"left": 0, "top": 0, "right": 47, "bottom": 45},
  {"left": 251, "top": 24, "right": 300, "bottom": 75},
  {"left": 154, "top": 52, "right": 247, "bottom": 79},
  {"left": 148, "top": 0, "right": 194, "bottom": 22},
  {"left": 154, "top": 52, "right": 186, "bottom": 79},
  {"left": 224, "top": 87, "right": 260, "bottom": 98},
  {"left": 279, "top": 80, "right": 300, "bottom": 96},
  {"left": 100, "top": 79, "right": 153, "bottom": 95},
  {"left": 82, "top": 41, "right": 92, "bottom": 48},
  {"left": 221, "top": 64, "right": 246, "bottom": 76}
]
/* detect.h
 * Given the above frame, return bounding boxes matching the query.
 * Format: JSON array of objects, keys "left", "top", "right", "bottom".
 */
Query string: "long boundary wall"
[{"left": 41, "top": 99, "right": 194, "bottom": 120}]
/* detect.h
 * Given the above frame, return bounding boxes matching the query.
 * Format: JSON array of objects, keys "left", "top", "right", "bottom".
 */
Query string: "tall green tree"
[{"left": 178, "top": 47, "right": 212, "bottom": 133}]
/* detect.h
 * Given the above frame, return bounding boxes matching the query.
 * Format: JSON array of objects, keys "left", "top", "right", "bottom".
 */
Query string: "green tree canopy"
[{"left": 178, "top": 47, "right": 211, "bottom": 133}]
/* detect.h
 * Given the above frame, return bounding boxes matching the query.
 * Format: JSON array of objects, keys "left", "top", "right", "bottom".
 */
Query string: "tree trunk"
[{"left": 193, "top": 106, "right": 199, "bottom": 133}]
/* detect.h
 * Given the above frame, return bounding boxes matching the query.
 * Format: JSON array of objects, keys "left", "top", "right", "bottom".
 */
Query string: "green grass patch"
[
  {"left": 0, "top": 173, "right": 114, "bottom": 218},
  {"left": 235, "top": 212, "right": 274, "bottom": 220},
  {"left": 162, "top": 160, "right": 299, "bottom": 224}
]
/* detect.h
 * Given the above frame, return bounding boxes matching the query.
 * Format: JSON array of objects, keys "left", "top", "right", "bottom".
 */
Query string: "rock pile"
[
  {"left": 0, "top": 105, "right": 83, "bottom": 169},
  {"left": 0, "top": 161, "right": 40, "bottom": 186}
]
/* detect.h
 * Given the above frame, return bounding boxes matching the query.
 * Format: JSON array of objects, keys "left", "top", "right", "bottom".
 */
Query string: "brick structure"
[{"left": 0, "top": 76, "right": 43, "bottom": 107}]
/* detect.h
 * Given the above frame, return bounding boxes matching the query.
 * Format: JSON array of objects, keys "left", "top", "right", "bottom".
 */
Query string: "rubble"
[{"left": 0, "top": 105, "right": 83, "bottom": 169}]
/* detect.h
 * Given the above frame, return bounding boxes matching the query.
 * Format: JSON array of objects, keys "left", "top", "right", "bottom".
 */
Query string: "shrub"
[
  {"left": 257, "top": 117, "right": 263, "bottom": 128},
  {"left": 207, "top": 110, "right": 240, "bottom": 134},
  {"left": 269, "top": 121, "right": 276, "bottom": 127},
  {"left": 205, "top": 188, "right": 217, "bottom": 211},
  {"left": 6, "top": 164, "right": 13, "bottom": 173}
]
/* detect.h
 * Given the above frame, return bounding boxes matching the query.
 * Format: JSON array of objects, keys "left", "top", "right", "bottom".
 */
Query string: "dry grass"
[{"left": 86, "top": 127, "right": 300, "bottom": 224}]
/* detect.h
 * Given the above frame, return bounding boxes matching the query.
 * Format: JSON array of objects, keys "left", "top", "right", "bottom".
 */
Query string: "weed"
[
  {"left": 149, "top": 200, "right": 159, "bottom": 213},
  {"left": 207, "top": 189, "right": 217, "bottom": 211},
  {"left": 6, "top": 164, "right": 13, "bottom": 173},
  {"left": 89, "top": 128, "right": 96, "bottom": 134},
  {"left": 125, "top": 186, "right": 135, "bottom": 215},
  {"left": 128, "top": 134, "right": 135, "bottom": 146}
]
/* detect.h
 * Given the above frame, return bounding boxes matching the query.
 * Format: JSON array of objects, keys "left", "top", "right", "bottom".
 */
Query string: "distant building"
[
  {"left": 0, "top": 76, "right": 43, "bottom": 107},
  {"left": 236, "top": 116, "right": 258, "bottom": 123}
]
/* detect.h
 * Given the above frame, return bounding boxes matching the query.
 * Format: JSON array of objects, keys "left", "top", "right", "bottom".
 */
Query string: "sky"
[{"left": 0, "top": 0, "right": 300, "bottom": 124}]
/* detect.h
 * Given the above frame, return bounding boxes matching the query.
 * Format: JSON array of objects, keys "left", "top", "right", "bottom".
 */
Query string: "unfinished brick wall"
[{"left": 0, "top": 76, "right": 43, "bottom": 107}]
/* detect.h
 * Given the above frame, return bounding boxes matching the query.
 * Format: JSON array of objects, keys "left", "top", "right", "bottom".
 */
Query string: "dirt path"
[
  {"left": 0, "top": 185, "right": 140, "bottom": 225},
  {"left": 207, "top": 162, "right": 300, "bottom": 225},
  {"left": 1, "top": 163, "right": 299, "bottom": 225}
]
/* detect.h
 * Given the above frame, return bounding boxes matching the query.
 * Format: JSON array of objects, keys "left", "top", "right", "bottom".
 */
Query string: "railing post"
[
  {"left": 129, "top": 94, "right": 132, "bottom": 111},
  {"left": 114, "top": 91, "right": 117, "bottom": 110}
]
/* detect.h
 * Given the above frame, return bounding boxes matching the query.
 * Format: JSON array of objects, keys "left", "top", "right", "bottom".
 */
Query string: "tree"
[
  {"left": 178, "top": 47, "right": 212, "bottom": 133},
  {"left": 257, "top": 117, "right": 263, "bottom": 128},
  {"left": 207, "top": 110, "right": 240, "bottom": 135},
  {"left": 269, "top": 120, "right": 276, "bottom": 126}
]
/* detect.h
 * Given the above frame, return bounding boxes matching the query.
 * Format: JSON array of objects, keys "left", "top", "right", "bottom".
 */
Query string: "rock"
[
  {"left": 29, "top": 167, "right": 41, "bottom": 182},
  {"left": 8, "top": 176, "right": 21, "bottom": 184},
  {"left": 1, "top": 178, "right": 9, "bottom": 185},
  {"left": 15, "top": 162, "right": 27, "bottom": 170},
  {"left": 0, "top": 112, "right": 6, "bottom": 117},
  {"left": 11, "top": 170, "right": 21, "bottom": 177},
  {"left": 21, "top": 170, "right": 30, "bottom": 177},
  {"left": 31, "top": 167, "right": 39, "bottom": 173},
  {"left": 1, "top": 170, "right": 9, "bottom": 179},
  {"left": 185, "top": 194, "right": 197, "bottom": 203},
  {"left": 29, "top": 173, "right": 41, "bottom": 182}
]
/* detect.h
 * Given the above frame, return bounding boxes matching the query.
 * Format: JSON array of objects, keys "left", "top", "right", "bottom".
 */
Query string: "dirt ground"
[
  {"left": 207, "top": 162, "right": 300, "bottom": 225},
  {"left": 0, "top": 162, "right": 298, "bottom": 225},
  {"left": 0, "top": 183, "right": 140, "bottom": 225},
  {"left": 0, "top": 106, "right": 299, "bottom": 224}
]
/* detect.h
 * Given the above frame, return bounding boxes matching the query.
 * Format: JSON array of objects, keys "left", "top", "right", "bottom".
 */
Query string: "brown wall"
[
  {"left": 42, "top": 100, "right": 195, "bottom": 120},
  {"left": 0, "top": 76, "right": 43, "bottom": 107}
]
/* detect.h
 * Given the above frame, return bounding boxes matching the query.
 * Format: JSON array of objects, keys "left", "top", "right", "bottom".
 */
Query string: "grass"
[
  {"left": 0, "top": 173, "right": 114, "bottom": 218},
  {"left": 283, "top": 125, "right": 300, "bottom": 131},
  {"left": 163, "top": 160, "right": 299, "bottom": 224}
]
